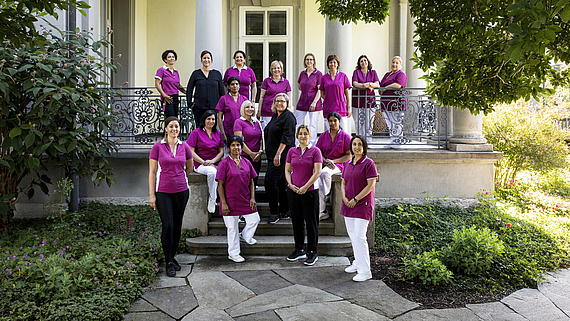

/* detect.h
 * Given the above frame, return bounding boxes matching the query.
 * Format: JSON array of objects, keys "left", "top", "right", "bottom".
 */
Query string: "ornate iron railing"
[
  {"left": 108, "top": 87, "right": 195, "bottom": 145},
  {"left": 352, "top": 87, "right": 448, "bottom": 148}
]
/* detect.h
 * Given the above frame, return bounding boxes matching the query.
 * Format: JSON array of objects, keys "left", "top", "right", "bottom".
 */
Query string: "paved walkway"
[{"left": 124, "top": 254, "right": 570, "bottom": 320}]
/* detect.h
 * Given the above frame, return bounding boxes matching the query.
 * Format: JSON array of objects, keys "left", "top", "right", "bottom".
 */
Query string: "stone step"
[
  {"left": 186, "top": 235, "right": 352, "bottom": 256},
  {"left": 208, "top": 217, "right": 335, "bottom": 236}
]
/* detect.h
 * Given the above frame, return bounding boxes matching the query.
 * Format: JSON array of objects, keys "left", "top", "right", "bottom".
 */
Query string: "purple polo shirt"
[
  {"left": 318, "top": 72, "right": 351, "bottom": 117},
  {"left": 341, "top": 156, "right": 378, "bottom": 221},
  {"left": 352, "top": 69, "right": 379, "bottom": 108},
  {"left": 149, "top": 140, "right": 192, "bottom": 193},
  {"left": 216, "top": 93, "right": 248, "bottom": 137},
  {"left": 315, "top": 130, "right": 351, "bottom": 172},
  {"left": 216, "top": 156, "right": 258, "bottom": 216},
  {"left": 186, "top": 128, "right": 224, "bottom": 169},
  {"left": 260, "top": 77, "right": 292, "bottom": 117},
  {"left": 155, "top": 66, "right": 180, "bottom": 95},
  {"left": 233, "top": 117, "right": 262, "bottom": 156},
  {"left": 223, "top": 66, "right": 257, "bottom": 100},
  {"left": 286, "top": 145, "right": 323, "bottom": 192},
  {"left": 297, "top": 69, "right": 323, "bottom": 112}
]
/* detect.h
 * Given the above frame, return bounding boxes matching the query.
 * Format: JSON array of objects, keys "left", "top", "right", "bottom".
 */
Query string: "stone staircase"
[{"left": 186, "top": 155, "right": 352, "bottom": 256}]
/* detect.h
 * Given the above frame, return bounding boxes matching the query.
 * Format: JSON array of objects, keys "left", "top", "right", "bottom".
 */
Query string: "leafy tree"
[
  {"left": 315, "top": 0, "right": 390, "bottom": 25},
  {"left": 318, "top": 0, "right": 570, "bottom": 114},
  {"left": 0, "top": 27, "right": 120, "bottom": 233}
]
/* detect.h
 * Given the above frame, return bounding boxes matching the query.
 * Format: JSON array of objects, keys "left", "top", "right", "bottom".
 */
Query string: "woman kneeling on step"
[{"left": 216, "top": 136, "right": 260, "bottom": 263}]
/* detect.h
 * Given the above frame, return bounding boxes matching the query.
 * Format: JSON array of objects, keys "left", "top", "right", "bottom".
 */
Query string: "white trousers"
[
  {"left": 384, "top": 111, "right": 403, "bottom": 140},
  {"left": 260, "top": 116, "right": 272, "bottom": 131},
  {"left": 223, "top": 212, "right": 260, "bottom": 256},
  {"left": 317, "top": 165, "right": 341, "bottom": 213},
  {"left": 324, "top": 116, "right": 350, "bottom": 135},
  {"left": 294, "top": 110, "right": 320, "bottom": 146},
  {"left": 195, "top": 164, "right": 218, "bottom": 201},
  {"left": 344, "top": 216, "right": 370, "bottom": 275},
  {"left": 352, "top": 107, "right": 373, "bottom": 143}
]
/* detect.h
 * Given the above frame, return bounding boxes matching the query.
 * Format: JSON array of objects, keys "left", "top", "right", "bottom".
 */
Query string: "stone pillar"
[
  {"left": 449, "top": 108, "right": 493, "bottom": 151},
  {"left": 399, "top": 0, "right": 408, "bottom": 72},
  {"left": 325, "top": 17, "right": 352, "bottom": 74},
  {"left": 405, "top": 9, "right": 425, "bottom": 88},
  {"left": 195, "top": 0, "right": 223, "bottom": 71}
]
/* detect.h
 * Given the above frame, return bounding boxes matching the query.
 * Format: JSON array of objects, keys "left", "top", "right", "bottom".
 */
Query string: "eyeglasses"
[{"left": 275, "top": 100, "right": 287, "bottom": 104}]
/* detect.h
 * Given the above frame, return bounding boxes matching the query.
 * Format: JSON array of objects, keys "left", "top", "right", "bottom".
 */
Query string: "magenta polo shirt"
[
  {"left": 260, "top": 77, "right": 292, "bottom": 117},
  {"left": 233, "top": 117, "right": 262, "bottom": 156},
  {"left": 296, "top": 69, "right": 323, "bottom": 112},
  {"left": 186, "top": 128, "right": 224, "bottom": 169},
  {"left": 216, "top": 93, "right": 248, "bottom": 137},
  {"left": 318, "top": 72, "right": 352, "bottom": 117},
  {"left": 216, "top": 156, "right": 258, "bottom": 216},
  {"left": 286, "top": 145, "right": 323, "bottom": 192},
  {"left": 149, "top": 140, "right": 193, "bottom": 193},
  {"left": 155, "top": 66, "right": 180, "bottom": 95},
  {"left": 315, "top": 130, "right": 351, "bottom": 172},
  {"left": 341, "top": 156, "right": 378, "bottom": 221},
  {"left": 223, "top": 66, "right": 257, "bottom": 100},
  {"left": 352, "top": 69, "right": 379, "bottom": 108}
]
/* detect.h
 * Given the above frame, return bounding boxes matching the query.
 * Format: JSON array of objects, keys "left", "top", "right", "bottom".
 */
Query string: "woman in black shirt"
[
  {"left": 186, "top": 50, "right": 225, "bottom": 126},
  {"left": 264, "top": 93, "right": 296, "bottom": 224}
]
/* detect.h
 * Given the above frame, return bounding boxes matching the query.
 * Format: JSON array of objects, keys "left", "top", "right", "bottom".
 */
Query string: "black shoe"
[
  {"left": 166, "top": 262, "right": 176, "bottom": 277},
  {"left": 239, "top": 216, "right": 246, "bottom": 223},
  {"left": 280, "top": 212, "right": 290, "bottom": 219},
  {"left": 268, "top": 214, "right": 279, "bottom": 224},
  {"left": 171, "top": 258, "right": 181, "bottom": 271},
  {"left": 287, "top": 249, "right": 307, "bottom": 261},
  {"left": 304, "top": 251, "right": 318, "bottom": 266}
]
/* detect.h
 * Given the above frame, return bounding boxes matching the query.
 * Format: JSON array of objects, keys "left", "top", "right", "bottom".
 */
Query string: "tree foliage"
[
  {"left": 315, "top": 0, "right": 390, "bottom": 25},
  {"left": 0, "top": 28, "right": 120, "bottom": 233}
]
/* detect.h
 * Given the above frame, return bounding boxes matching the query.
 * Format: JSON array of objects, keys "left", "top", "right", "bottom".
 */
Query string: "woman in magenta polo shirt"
[
  {"left": 341, "top": 135, "right": 378, "bottom": 282},
  {"left": 352, "top": 55, "right": 380, "bottom": 142},
  {"left": 154, "top": 50, "right": 186, "bottom": 118},
  {"left": 256, "top": 60, "right": 292, "bottom": 129},
  {"left": 233, "top": 100, "right": 263, "bottom": 184},
  {"left": 217, "top": 135, "right": 260, "bottom": 263},
  {"left": 216, "top": 77, "right": 248, "bottom": 143},
  {"left": 316, "top": 112, "right": 351, "bottom": 221},
  {"left": 380, "top": 56, "right": 408, "bottom": 148},
  {"left": 285, "top": 125, "right": 322, "bottom": 266},
  {"left": 223, "top": 50, "right": 258, "bottom": 101},
  {"left": 149, "top": 116, "right": 194, "bottom": 277},
  {"left": 296, "top": 53, "right": 323, "bottom": 146},
  {"left": 319, "top": 54, "right": 352, "bottom": 134},
  {"left": 187, "top": 110, "right": 224, "bottom": 213}
]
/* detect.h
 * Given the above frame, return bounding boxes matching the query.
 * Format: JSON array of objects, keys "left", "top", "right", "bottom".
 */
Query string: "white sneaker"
[
  {"left": 240, "top": 233, "right": 257, "bottom": 245},
  {"left": 353, "top": 272, "right": 372, "bottom": 282},
  {"left": 228, "top": 255, "right": 245, "bottom": 263},
  {"left": 319, "top": 212, "right": 330, "bottom": 221},
  {"left": 207, "top": 199, "right": 216, "bottom": 213},
  {"left": 344, "top": 264, "right": 358, "bottom": 273}
]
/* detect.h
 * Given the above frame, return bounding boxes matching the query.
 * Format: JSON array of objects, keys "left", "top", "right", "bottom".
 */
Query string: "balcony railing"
[{"left": 108, "top": 87, "right": 448, "bottom": 148}]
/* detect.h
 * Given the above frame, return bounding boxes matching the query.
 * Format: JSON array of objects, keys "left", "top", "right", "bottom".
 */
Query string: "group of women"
[{"left": 150, "top": 49, "right": 400, "bottom": 281}]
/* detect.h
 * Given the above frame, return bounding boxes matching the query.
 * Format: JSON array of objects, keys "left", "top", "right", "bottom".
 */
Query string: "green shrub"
[
  {"left": 403, "top": 249, "right": 453, "bottom": 286},
  {"left": 177, "top": 228, "right": 202, "bottom": 253},
  {"left": 441, "top": 226, "right": 505, "bottom": 275}
]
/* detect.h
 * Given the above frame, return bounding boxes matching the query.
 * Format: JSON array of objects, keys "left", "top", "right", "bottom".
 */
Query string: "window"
[{"left": 239, "top": 7, "right": 292, "bottom": 102}]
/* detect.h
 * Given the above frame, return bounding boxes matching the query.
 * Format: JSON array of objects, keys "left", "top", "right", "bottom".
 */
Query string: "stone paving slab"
[
  {"left": 224, "top": 270, "right": 293, "bottom": 294},
  {"left": 142, "top": 286, "right": 198, "bottom": 320},
  {"left": 275, "top": 301, "right": 390, "bottom": 321},
  {"left": 273, "top": 266, "right": 354, "bottom": 290},
  {"left": 326, "top": 279, "right": 419, "bottom": 318},
  {"left": 546, "top": 269, "right": 570, "bottom": 283},
  {"left": 234, "top": 310, "right": 282, "bottom": 320},
  {"left": 538, "top": 279, "right": 570, "bottom": 317},
  {"left": 466, "top": 302, "right": 527, "bottom": 321},
  {"left": 128, "top": 298, "right": 157, "bottom": 313},
  {"left": 149, "top": 273, "right": 188, "bottom": 289},
  {"left": 393, "top": 308, "right": 480, "bottom": 321},
  {"left": 187, "top": 271, "right": 255, "bottom": 309},
  {"left": 175, "top": 253, "right": 197, "bottom": 264},
  {"left": 123, "top": 311, "right": 175, "bottom": 321},
  {"left": 181, "top": 307, "right": 234, "bottom": 321},
  {"left": 192, "top": 255, "right": 350, "bottom": 272},
  {"left": 226, "top": 284, "right": 342, "bottom": 317},
  {"left": 175, "top": 264, "right": 193, "bottom": 278},
  {"left": 501, "top": 288, "right": 570, "bottom": 321}
]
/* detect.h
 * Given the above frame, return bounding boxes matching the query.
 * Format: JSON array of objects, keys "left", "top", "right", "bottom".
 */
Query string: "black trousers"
[
  {"left": 287, "top": 189, "right": 319, "bottom": 253},
  {"left": 265, "top": 153, "right": 289, "bottom": 215},
  {"left": 192, "top": 108, "right": 213, "bottom": 127},
  {"left": 155, "top": 189, "right": 189, "bottom": 262},
  {"left": 164, "top": 94, "right": 180, "bottom": 118},
  {"left": 243, "top": 154, "right": 261, "bottom": 186}
]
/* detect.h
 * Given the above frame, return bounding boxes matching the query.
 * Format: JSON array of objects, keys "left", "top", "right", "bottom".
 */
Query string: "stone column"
[
  {"left": 195, "top": 0, "right": 223, "bottom": 71},
  {"left": 405, "top": 9, "right": 425, "bottom": 88},
  {"left": 449, "top": 108, "right": 493, "bottom": 151},
  {"left": 399, "top": 0, "right": 408, "bottom": 72},
  {"left": 325, "top": 17, "right": 352, "bottom": 74}
]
